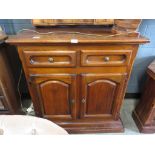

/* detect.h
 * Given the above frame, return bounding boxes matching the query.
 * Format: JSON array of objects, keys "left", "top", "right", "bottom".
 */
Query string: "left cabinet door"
[{"left": 29, "top": 74, "right": 77, "bottom": 120}]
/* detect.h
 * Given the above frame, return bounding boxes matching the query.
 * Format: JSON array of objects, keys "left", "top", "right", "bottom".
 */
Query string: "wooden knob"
[
  {"left": 30, "top": 59, "right": 34, "bottom": 64},
  {"left": 48, "top": 57, "right": 54, "bottom": 63},
  {"left": 104, "top": 56, "right": 110, "bottom": 62}
]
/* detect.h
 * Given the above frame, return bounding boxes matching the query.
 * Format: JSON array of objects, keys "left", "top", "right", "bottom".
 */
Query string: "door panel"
[
  {"left": 80, "top": 74, "right": 126, "bottom": 119},
  {"left": 86, "top": 80, "right": 117, "bottom": 115},
  {"left": 40, "top": 80, "right": 70, "bottom": 115},
  {"left": 30, "top": 74, "right": 77, "bottom": 120}
]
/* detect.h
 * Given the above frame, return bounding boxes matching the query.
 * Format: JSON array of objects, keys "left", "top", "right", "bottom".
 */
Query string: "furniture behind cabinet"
[{"left": 133, "top": 60, "right": 155, "bottom": 133}]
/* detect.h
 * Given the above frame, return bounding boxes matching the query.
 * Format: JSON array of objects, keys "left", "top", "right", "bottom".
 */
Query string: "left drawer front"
[{"left": 23, "top": 51, "right": 77, "bottom": 67}]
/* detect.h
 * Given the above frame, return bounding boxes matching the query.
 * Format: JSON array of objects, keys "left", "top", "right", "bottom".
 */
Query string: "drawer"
[
  {"left": 81, "top": 50, "right": 132, "bottom": 67},
  {"left": 23, "top": 51, "right": 77, "bottom": 67}
]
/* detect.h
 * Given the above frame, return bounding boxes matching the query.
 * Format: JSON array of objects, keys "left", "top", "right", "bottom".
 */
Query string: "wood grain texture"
[
  {"left": 86, "top": 80, "right": 116, "bottom": 114},
  {"left": 6, "top": 27, "right": 149, "bottom": 133},
  {"left": 30, "top": 74, "right": 77, "bottom": 119},
  {"left": 133, "top": 60, "right": 155, "bottom": 133},
  {"left": 40, "top": 80, "right": 70, "bottom": 115}
]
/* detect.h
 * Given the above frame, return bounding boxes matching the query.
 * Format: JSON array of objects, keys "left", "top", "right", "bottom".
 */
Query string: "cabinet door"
[
  {"left": 30, "top": 74, "right": 77, "bottom": 120},
  {"left": 80, "top": 74, "right": 126, "bottom": 119}
]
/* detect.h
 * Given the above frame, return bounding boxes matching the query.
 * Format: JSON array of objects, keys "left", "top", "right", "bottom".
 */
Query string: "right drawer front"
[
  {"left": 81, "top": 50, "right": 132, "bottom": 67},
  {"left": 23, "top": 51, "right": 77, "bottom": 67}
]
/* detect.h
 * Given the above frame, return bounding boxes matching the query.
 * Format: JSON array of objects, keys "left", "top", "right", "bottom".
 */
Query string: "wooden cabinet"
[{"left": 7, "top": 27, "right": 149, "bottom": 133}]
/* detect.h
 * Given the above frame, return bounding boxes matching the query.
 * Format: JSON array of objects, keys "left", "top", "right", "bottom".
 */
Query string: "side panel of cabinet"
[
  {"left": 30, "top": 74, "right": 77, "bottom": 120},
  {"left": 80, "top": 74, "right": 126, "bottom": 120}
]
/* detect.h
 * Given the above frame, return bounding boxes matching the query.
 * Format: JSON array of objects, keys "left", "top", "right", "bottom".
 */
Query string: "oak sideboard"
[{"left": 7, "top": 25, "right": 149, "bottom": 133}]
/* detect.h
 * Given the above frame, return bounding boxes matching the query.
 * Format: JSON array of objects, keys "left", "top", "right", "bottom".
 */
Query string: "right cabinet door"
[{"left": 80, "top": 74, "right": 126, "bottom": 119}]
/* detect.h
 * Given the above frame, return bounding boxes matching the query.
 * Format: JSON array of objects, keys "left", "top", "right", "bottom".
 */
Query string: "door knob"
[{"left": 48, "top": 57, "right": 54, "bottom": 63}]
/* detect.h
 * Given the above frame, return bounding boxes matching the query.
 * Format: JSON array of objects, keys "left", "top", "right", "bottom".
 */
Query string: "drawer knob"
[
  {"left": 30, "top": 59, "right": 34, "bottom": 64},
  {"left": 48, "top": 57, "right": 54, "bottom": 63},
  {"left": 104, "top": 56, "right": 110, "bottom": 62}
]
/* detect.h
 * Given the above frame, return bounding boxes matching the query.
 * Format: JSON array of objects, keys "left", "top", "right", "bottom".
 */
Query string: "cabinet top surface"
[{"left": 6, "top": 28, "right": 149, "bottom": 45}]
